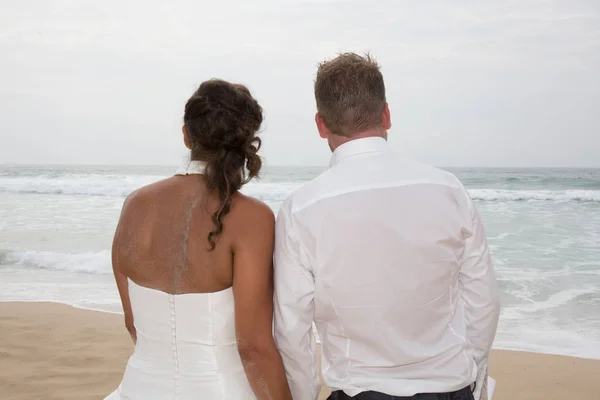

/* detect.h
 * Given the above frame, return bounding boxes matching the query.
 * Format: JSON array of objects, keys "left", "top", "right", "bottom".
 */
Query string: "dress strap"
[{"left": 175, "top": 157, "right": 207, "bottom": 176}]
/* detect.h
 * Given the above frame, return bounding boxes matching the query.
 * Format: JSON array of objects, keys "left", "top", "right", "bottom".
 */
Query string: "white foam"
[
  {"left": 494, "top": 326, "right": 600, "bottom": 359},
  {"left": 0, "top": 175, "right": 162, "bottom": 197},
  {"left": 2, "top": 250, "right": 111, "bottom": 274},
  {"left": 515, "top": 287, "right": 599, "bottom": 313},
  {"left": 0, "top": 175, "right": 304, "bottom": 200},
  {"left": 470, "top": 189, "right": 600, "bottom": 202},
  {"left": 2, "top": 175, "right": 600, "bottom": 203}
]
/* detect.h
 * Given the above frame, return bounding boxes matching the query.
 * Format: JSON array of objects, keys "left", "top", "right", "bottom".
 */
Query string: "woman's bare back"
[{"left": 114, "top": 173, "right": 240, "bottom": 294}]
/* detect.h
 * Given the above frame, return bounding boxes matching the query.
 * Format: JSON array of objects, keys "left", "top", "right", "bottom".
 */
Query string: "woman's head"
[{"left": 182, "top": 79, "right": 263, "bottom": 249}]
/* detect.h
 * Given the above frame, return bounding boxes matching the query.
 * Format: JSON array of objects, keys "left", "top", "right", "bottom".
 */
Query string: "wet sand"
[{"left": 1, "top": 302, "right": 599, "bottom": 400}]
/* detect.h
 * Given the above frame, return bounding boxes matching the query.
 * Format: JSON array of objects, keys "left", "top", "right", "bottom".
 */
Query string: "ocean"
[{"left": 1, "top": 165, "right": 599, "bottom": 359}]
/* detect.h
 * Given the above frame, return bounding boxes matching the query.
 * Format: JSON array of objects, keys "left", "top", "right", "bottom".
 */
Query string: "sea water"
[{"left": 1, "top": 165, "right": 599, "bottom": 359}]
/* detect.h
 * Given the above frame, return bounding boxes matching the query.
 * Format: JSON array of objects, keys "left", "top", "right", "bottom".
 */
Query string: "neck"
[{"left": 328, "top": 128, "right": 387, "bottom": 152}]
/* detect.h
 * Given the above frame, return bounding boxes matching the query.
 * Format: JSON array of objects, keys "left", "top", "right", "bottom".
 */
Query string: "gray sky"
[{"left": 1, "top": 0, "right": 599, "bottom": 167}]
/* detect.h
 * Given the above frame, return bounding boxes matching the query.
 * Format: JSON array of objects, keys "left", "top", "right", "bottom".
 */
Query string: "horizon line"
[{"left": 1, "top": 163, "right": 600, "bottom": 169}]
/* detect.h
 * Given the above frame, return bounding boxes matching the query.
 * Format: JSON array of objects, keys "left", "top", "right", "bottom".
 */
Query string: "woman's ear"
[{"left": 182, "top": 125, "right": 192, "bottom": 150}]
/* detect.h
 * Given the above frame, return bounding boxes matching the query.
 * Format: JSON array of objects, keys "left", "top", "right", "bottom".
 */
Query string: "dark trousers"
[{"left": 327, "top": 385, "right": 474, "bottom": 400}]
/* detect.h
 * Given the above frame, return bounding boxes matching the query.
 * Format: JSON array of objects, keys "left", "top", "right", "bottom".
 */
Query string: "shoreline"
[
  {"left": 1, "top": 298, "right": 599, "bottom": 361},
  {"left": 2, "top": 302, "right": 600, "bottom": 400}
]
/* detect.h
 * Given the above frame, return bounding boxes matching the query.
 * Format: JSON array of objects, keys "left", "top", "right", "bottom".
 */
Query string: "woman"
[{"left": 106, "top": 79, "right": 293, "bottom": 400}]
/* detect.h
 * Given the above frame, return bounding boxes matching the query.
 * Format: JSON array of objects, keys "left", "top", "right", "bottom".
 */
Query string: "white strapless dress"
[{"left": 105, "top": 279, "right": 256, "bottom": 399}]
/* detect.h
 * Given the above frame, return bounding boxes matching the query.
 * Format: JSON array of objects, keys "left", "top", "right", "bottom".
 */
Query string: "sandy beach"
[{"left": 1, "top": 302, "right": 599, "bottom": 400}]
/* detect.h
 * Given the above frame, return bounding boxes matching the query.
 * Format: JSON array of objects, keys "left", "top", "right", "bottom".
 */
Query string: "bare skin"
[{"left": 112, "top": 172, "right": 292, "bottom": 400}]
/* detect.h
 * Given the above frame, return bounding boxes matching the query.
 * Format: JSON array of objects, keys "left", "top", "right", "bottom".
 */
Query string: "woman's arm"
[
  {"left": 232, "top": 199, "right": 292, "bottom": 400},
  {"left": 112, "top": 195, "right": 136, "bottom": 344}
]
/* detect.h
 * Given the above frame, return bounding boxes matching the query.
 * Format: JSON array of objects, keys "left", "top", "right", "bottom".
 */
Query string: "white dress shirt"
[{"left": 273, "top": 137, "right": 500, "bottom": 400}]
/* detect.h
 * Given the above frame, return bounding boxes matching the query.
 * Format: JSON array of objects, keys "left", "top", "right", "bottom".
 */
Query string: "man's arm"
[
  {"left": 273, "top": 200, "right": 320, "bottom": 400},
  {"left": 459, "top": 199, "right": 501, "bottom": 400}
]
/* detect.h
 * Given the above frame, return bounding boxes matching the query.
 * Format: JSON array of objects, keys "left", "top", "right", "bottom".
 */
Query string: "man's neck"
[{"left": 328, "top": 129, "right": 387, "bottom": 152}]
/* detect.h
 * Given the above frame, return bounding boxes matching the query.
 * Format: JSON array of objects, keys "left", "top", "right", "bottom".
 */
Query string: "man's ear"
[
  {"left": 315, "top": 113, "right": 330, "bottom": 139},
  {"left": 382, "top": 103, "right": 392, "bottom": 130}
]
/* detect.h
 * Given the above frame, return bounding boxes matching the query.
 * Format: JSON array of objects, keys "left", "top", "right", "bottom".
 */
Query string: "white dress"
[
  {"left": 105, "top": 280, "right": 256, "bottom": 399},
  {"left": 106, "top": 160, "right": 257, "bottom": 400}
]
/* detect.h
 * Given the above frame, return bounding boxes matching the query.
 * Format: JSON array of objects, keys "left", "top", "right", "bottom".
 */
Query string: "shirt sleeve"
[
  {"left": 273, "top": 200, "right": 320, "bottom": 400},
  {"left": 459, "top": 197, "right": 501, "bottom": 400}
]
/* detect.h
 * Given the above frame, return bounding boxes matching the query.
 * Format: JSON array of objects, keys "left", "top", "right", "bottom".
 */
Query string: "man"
[{"left": 273, "top": 52, "right": 500, "bottom": 400}]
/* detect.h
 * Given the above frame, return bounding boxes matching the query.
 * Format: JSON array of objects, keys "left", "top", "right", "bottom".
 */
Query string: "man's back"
[{"left": 274, "top": 137, "right": 499, "bottom": 399}]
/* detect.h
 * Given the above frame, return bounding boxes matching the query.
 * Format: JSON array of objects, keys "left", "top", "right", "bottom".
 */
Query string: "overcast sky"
[{"left": 1, "top": 0, "right": 599, "bottom": 167}]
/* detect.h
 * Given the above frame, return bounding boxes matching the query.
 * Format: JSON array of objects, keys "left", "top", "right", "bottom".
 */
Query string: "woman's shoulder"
[
  {"left": 230, "top": 192, "right": 275, "bottom": 228},
  {"left": 233, "top": 192, "right": 274, "bottom": 218},
  {"left": 122, "top": 177, "right": 180, "bottom": 211},
  {"left": 227, "top": 193, "right": 275, "bottom": 250}
]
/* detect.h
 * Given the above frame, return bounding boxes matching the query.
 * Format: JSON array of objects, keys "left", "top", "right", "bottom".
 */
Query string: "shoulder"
[
  {"left": 398, "top": 156, "right": 465, "bottom": 189},
  {"left": 231, "top": 192, "right": 275, "bottom": 228},
  {"left": 121, "top": 177, "right": 178, "bottom": 214},
  {"left": 406, "top": 161, "right": 475, "bottom": 213},
  {"left": 409, "top": 159, "right": 473, "bottom": 202},
  {"left": 228, "top": 193, "right": 275, "bottom": 249},
  {"left": 278, "top": 167, "right": 332, "bottom": 215}
]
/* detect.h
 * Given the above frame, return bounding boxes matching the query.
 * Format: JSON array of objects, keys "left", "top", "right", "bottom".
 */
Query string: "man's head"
[{"left": 314, "top": 52, "right": 391, "bottom": 150}]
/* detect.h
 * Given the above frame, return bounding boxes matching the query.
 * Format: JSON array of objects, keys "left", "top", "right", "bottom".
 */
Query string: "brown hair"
[
  {"left": 183, "top": 79, "right": 262, "bottom": 250},
  {"left": 314, "top": 52, "right": 386, "bottom": 137}
]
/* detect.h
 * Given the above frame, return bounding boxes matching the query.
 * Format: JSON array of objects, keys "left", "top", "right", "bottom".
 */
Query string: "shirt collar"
[{"left": 329, "top": 137, "right": 391, "bottom": 167}]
